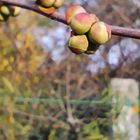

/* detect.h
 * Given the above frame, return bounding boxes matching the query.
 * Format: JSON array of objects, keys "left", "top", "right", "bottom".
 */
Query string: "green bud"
[
  {"left": 11, "top": 6, "right": 21, "bottom": 16},
  {"left": 0, "top": 13, "right": 4, "bottom": 21},
  {"left": 66, "top": 4, "right": 87, "bottom": 24},
  {"left": 88, "top": 21, "right": 111, "bottom": 44},
  {"left": 68, "top": 35, "right": 88, "bottom": 54},
  {"left": 0, "top": 5, "right": 10, "bottom": 16},
  {"left": 70, "top": 12, "right": 94, "bottom": 34},
  {"left": 38, "top": 0, "right": 55, "bottom": 8}
]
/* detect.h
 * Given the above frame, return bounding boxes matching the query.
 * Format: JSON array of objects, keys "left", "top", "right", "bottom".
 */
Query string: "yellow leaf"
[
  {"left": 7, "top": 114, "right": 15, "bottom": 124},
  {"left": 9, "top": 56, "right": 14, "bottom": 62},
  {"left": 5, "top": 129, "right": 16, "bottom": 140},
  {"left": 2, "top": 77, "right": 14, "bottom": 93},
  {"left": 21, "top": 125, "right": 31, "bottom": 135},
  {"left": 3, "top": 59, "right": 9, "bottom": 67},
  {"left": 131, "top": 106, "right": 140, "bottom": 114}
]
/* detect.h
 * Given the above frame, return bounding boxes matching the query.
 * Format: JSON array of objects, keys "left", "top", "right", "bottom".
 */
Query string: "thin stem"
[{"left": 1, "top": 0, "right": 140, "bottom": 39}]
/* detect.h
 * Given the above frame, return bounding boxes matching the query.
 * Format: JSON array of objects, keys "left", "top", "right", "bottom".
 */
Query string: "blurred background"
[{"left": 0, "top": 0, "right": 139, "bottom": 140}]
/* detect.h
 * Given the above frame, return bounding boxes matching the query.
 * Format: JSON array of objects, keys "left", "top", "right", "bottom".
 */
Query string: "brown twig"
[{"left": 1, "top": 0, "right": 140, "bottom": 39}]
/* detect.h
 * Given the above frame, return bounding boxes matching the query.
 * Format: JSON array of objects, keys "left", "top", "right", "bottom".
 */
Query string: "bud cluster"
[
  {"left": 36, "top": 0, "right": 65, "bottom": 15},
  {"left": 0, "top": 3, "right": 21, "bottom": 22},
  {"left": 66, "top": 4, "right": 111, "bottom": 55}
]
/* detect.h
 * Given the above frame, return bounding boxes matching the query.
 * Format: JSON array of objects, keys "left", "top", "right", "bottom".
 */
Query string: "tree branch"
[{"left": 1, "top": 0, "right": 140, "bottom": 39}]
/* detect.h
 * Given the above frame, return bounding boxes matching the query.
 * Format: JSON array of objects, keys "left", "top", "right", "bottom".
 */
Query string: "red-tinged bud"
[
  {"left": 38, "top": 0, "right": 55, "bottom": 8},
  {"left": 65, "top": 4, "right": 87, "bottom": 24},
  {"left": 89, "top": 13, "right": 99, "bottom": 24},
  {"left": 70, "top": 12, "right": 94, "bottom": 34},
  {"left": 88, "top": 21, "right": 111, "bottom": 44},
  {"left": 68, "top": 35, "right": 88, "bottom": 54},
  {"left": 38, "top": 6, "right": 56, "bottom": 15}
]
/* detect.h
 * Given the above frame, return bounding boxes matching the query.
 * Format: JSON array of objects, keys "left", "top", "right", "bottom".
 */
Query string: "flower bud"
[
  {"left": 88, "top": 21, "right": 111, "bottom": 44},
  {"left": 66, "top": 4, "right": 86, "bottom": 24},
  {"left": 11, "top": 6, "right": 21, "bottom": 16},
  {"left": 70, "top": 12, "right": 94, "bottom": 34},
  {"left": 89, "top": 13, "right": 99, "bottom": 24},
  {"left": 68, "top": 35, "right": 88, "bottom": 54},
  {"left": 38, "top": 6, "right": 56, "bottom": 15},
  {"left": 0, "top": 5, "right": 10, "bottom": 16},
  {"left": 0, "top": 13, "right": 4, "bottom": 21},
  {"left": 54, "top": 0, "right": 65, "bottom": 8},
  {"left": 38, "top": 0, "right": 55, "bottom": 8}
]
